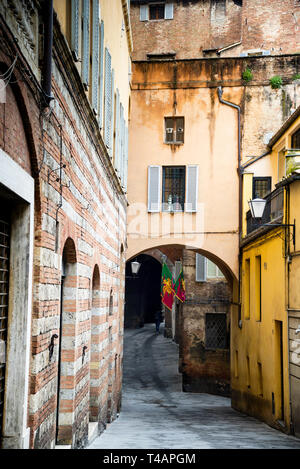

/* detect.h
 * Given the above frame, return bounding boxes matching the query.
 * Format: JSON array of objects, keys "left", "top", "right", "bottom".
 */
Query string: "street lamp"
[
  {"left": 131, "top": 260, "right": 141, "bottom": 276},
  {"left": 248, "top": 198, "right": 295, "bottom": 248},
  {"left": 248, "top": 198, "right": 267, "bottom": 219}
]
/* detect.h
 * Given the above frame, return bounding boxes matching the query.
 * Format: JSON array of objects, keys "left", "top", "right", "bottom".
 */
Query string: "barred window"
[
  {"left": 205, "top": 313, "right": 227, "bottom": 349},
  {"left": 162, "top": 166, "right": 185, "bottom": 212}
]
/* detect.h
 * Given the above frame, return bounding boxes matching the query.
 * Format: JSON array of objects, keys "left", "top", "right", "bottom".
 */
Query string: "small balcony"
[{"left": 246, "top": 187, "right": 284, "bottom": 236}]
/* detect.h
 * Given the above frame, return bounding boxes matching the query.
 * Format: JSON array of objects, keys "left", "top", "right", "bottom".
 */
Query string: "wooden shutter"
[
  {"left": 148, "top": 166, "right": 161, "bottom": 212},
  {"left": 165, "top": 3, "right": 174, "bottom": 19},
  {"left": 109, "top": 69, "right": 115, "bottom": 158},
  {"left": 104, "top": 48, "right": 112, "bottom": 150},
  {"left": 114, "top": 89, "right": 120, "bottom": 172},
  {"left": 186, "top": 165, "right": 198, "bottom": 212},
  {"left": 98, "top": 21, "right": 104, "bottom": 128},
  {"left": 123, "top": 125, "right": 128, "bottom": 192},
  {"left": 71, "top": 0, "right": 80, "bottom": 60},
  {"left": 91, "top": 0, "right": 99, "bottom": 113},
  {"left": 140, "top": 4, "right": 149, "bottom": 21},
  {"left": 82, "top": 0, "right": 90, "bottom": 87},
  {"left": 196, "top": 254, "right": 206, "bottom": 282}
]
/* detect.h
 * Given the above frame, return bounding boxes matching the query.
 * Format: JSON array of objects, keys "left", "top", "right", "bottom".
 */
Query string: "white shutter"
[
  {"left": 175, "top": 261, "right": 182, "bottom": 280},
  {"left": 104, "top": 48, "right": 112, "bottom": 149},
  {"left": 140, "top": 4, "right": 149, "bottom": 21},
  {"left": 124, "top": 126, "right": 128, "bottom": 192},
  {"left": 196, "top": 254, "right": 206, "bottom": 282},
  {"left": 148, "top": 166, "right": 161, "bottom": 212},
  {"left": 91, "top": 0, "right": 100, "bottom": 112},
  {"left": 185, "top": 165, "right": 198, "bottom": 212},
  {"left": 114, "top": 89, "right": 120, "bottom": 172},
  {"left": 165, "top": 3, "right": 174, "bottom": 19},
  {"left": 98, "top": 21, "right": 104, "bottom": 128},
  {"left": 82, "top": 0, "right": 90, "bottom": 86},
  {"left": 71, "top": 0, "right": 80, "bottom": 60},
  {"left": 110, "top": 69, "right": 115, "bottom": 158}
]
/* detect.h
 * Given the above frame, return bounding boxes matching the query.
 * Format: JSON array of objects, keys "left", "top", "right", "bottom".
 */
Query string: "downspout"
[
  {"left": 217, "top": 86, "right": 242, "bottom": 323},
  {"left": 42, "top": 0, "right": 54, "bottom": 106}
]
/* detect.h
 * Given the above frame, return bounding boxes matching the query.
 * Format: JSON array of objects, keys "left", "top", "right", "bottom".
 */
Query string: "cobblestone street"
[{"left": 88, "top": 325, "right": 300, "bottom": 449}]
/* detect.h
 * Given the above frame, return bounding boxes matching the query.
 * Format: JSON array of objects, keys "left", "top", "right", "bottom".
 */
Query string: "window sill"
[{"left": 164, "top": 142, "right": 184, "bottom": 145}]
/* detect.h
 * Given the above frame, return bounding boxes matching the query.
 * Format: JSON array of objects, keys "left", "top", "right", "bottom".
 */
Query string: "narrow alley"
[{"left": 88, "top": 325, "right": 300, "bottom": 450}]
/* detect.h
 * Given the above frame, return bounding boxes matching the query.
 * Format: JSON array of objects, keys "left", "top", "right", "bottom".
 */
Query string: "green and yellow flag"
[
  {"left": 175, "top": 269, "right": 186, "bottom": 303},
  {"left": 161, "top": 263, "right": 175, "bottom": 311}
]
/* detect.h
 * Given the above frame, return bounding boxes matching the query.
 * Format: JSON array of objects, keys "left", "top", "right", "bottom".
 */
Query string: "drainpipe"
[
  {"left": 42, "top": 0, "right": 54, "bottom": 106},
  {"left": 217, "top": 86, "right": 242, "bottom": 322}
]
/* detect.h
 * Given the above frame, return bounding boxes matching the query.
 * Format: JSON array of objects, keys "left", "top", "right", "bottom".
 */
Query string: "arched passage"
[
  {"left": 125, "top": 254, "right": 162, "bottom": 329},
  {"left": 125, "top": 244, "right": 239, "bottom": 397}
]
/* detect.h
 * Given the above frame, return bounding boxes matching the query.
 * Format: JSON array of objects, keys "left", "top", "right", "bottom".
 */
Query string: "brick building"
[{"left": 0, "top": 0, "right": 131, "bottom": 449}]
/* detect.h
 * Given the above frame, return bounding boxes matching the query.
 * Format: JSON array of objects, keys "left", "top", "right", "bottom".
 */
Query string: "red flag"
[
  {"left": 161, "top": 263, "right": 175, "bottom": 311},
  {"left": 175, "top": 269, "right": 186, "bottom": 303}
]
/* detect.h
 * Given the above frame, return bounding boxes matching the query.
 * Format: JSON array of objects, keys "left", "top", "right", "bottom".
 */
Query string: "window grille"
[
  {"left": 205, "top": 313, "right": 227, "bottom": 349},
  {"left": 0, "top": 215, "right": 9, "bottom": 436},
  {"left": 253, "top": 177, "right": 271, "bottom": 199},
  {"left": 162, "top": 166, "right": 185, "bottom": 212}
]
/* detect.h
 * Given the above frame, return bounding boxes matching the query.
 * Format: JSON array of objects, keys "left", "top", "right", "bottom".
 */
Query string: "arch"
[
  {"left": 126, "top": 243, "right": 237, "bottom": 287},
  {"left": 56, "top": 237, "right": 78, "bottom": 445},
  {"left": 89, "top": 264, "right": 101, "bottom": 423},
  {"left": 0, "top": 59, "right": 42, "bottom": 215}
]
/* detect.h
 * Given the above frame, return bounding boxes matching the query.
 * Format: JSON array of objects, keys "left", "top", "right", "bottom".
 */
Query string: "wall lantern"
[
  {"left": 248, "top": 198, "right": 296, "bottom": 248},
  {"left": 131, "top": 260, "right": 141, "bottom": 275},
  {"left": 248, "top": 198, "right": 267, "bottom": 219}
]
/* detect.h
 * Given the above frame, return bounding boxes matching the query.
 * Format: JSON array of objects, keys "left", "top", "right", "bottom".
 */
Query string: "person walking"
[{"left": 154, "top": 308, "right": 163, "bottom": 335}]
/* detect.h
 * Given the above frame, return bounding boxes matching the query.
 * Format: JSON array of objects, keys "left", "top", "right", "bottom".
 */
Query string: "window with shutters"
[
  {"left": 205, "top": 313, "right": 228, "bottom": 349},
  {"left": 148, "top": 165, "right": 197, "bottom": 213},
  {"left": 164, "top": 117, "right": 184, "bottom": 144},
  {"left": 206, "top": 259, "right": 224, "bottom": 279},
  {"left": 162, "top": 166, "right": 185, "bottom": 212},
  {"left": 140, "top": 3, "right": 174, "bottom": 21},
  {"left": 82, "top": 0, "right": 90, "bottom": 88}
]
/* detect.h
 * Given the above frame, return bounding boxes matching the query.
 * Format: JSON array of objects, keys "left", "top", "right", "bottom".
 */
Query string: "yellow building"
[{"left": 233, "top": 106, "right": 300, "bottom": 437}]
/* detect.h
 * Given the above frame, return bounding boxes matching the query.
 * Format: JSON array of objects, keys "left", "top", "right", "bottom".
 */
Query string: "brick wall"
[
  {"left": 180, "top": 250, "right": 231, "bottom": 396},
  {"left": 130, "top": 0, "right": 300, "bottom": 60},
  {"left": 0, "top": 12, "right": 127, "bottom": 449}
]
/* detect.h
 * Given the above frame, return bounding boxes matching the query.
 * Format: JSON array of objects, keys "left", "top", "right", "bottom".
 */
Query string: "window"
[
  {"left": 253, "top": 177, "right": 271, "bottom": 199},
  {"left": 291, "top": 128, "right": 300, "bottom": 149},
  {"left": 207, "top": 259, "right": 224, "bottom": 279},
  {"left": 165, "top": 117, "right": 184, "bottom": 144},
  {"left": 148, "top": 165, "right": 198, "bottom": 213},
  {"left": 244, "top": 258, "right": 250, "bottom": 320},
  {"left": 162, "top": 166, "right": 185, "bottom": 212},
  {"left": 255, "top": 255, "right": 261, "bottom": 322},
  {"left": 149, "top": 3, "right": 165, "bottom": 19},
  {"left": 205, "top": 313, "right": 227, "bottom": 349},
  {"left": 140, "top": 3, "right": 174, "bottom": 21}
]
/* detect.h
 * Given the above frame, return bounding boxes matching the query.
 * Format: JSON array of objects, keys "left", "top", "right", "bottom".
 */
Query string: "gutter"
[
  {"left": 42, "top": 0, "right": 54, "bottom": 106},
  {"left": 217, "top": 86, "right": 242, "bottom": 322}
]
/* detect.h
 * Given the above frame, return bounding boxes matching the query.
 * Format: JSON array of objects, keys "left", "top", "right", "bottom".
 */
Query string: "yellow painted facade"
[{"left": 235, "top": 107, "right": 300, "bottom": 435}]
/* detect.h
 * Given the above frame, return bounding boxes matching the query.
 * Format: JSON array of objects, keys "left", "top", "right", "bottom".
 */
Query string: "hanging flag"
[
  {"left": 161, "top": 263, "right": 175, "bottom": 311},
  {"left": 175, "top": 269, "right": 186, "bottom": 303}
]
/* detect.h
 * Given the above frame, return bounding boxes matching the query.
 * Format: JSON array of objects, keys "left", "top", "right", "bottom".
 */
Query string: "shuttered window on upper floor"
[
  {"left": 81, "top": 0, "right": 90, "bottom": 87},
  {"left": 91, "top": 0, "right": 100, "bottom": 113},
  {"left": 140, "top": 3, "right": 174, "bottom": 21},
  {"left": 147, "top": 165, "right": 198, "bottom": 213},
  {"left": 71, "top": 0, "right": 80, "bottom": 60},
  {"left": 104, "top": 47, "right": 112, "bottom": 152}
]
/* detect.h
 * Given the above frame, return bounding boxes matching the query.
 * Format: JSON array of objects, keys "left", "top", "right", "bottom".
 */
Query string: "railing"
[{"left": 246, "top": 187, "right": 284, "bottom": 235}]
